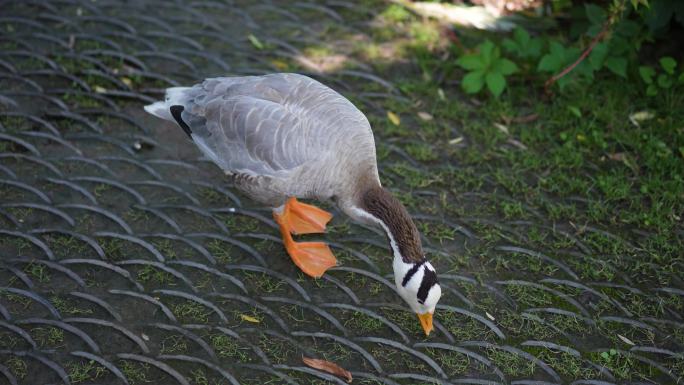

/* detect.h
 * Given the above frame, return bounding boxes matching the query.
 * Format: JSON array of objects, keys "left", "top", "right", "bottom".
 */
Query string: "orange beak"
[{"left": 417, "top": 312, "right": 434, "bottom": 336}]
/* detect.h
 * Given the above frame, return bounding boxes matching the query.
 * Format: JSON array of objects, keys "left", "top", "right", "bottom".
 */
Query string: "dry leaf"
[
  {"left": 121, "top": 77, "right": 133, "bottom": 87},
  {"left": 618, "top": 334, "right": 635, "bottom": 346},
  {"left": 387, "top": 111, "right": 400, "bottom": 126},
  {"left": 302, "top": 356, "right": 352, "bottom": 383},
  {"left": 417, "top": 111, "right": 433, "bottom": 121},
  {"left": 494, "top": 123, "right": 509, "bottom": 135},
  {"left": 449, "top": 136, "right": 464, "bottom": 145},
  {"left": 485, "top": 311, "right": 495, "bottom": 321},
  {"left": 629, "top": 111, "right": 654, "bottom": 127},
  {"left": 507, "top": 138, "right": 528, "bottom": 150},
  {"left": 240, "top": 314, "right": 260, "bottom": 323},
  {"left": 505, "top": 113, "right": 539, "bottom": 124},
  {"left": 437, "top": 88, "right": 446, "bottom": 101},
  {"left": 94, "top": 86, "right": 107, "bottom": 93}
]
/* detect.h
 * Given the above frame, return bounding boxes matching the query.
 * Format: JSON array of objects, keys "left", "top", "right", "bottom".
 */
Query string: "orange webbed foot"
[
  {"left": 274, "top": 198, "right": 337, "bottom": 278},
  {"left": 284, "top": 240, "right": 337, "bottom": 278},
  {"left": 279, "top": 197, "right": 333, "bottom": 235}
]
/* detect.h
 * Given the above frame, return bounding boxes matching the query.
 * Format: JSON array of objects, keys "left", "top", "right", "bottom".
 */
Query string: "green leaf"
[
  {"left": 501, "top": 38, "right": 518, "bottom": 54},
  {"left": 479, "top": 41, "right": 496, "bottom": 65},
  {"left": 575, "top": 60, "right": 595, "bottom": 80},
  {"left": 678, "top": 72, "right": 684, "bottom": 83},
  {"left": 630, "top": 0, "right": 649, "bottom": 10},
  {"left": 538, "top": 55, "right": 559, "bottom": 72},
  {"left": 526, "top": 39, "right": 543, "bottom": 59},
  {"left": 485, "top": 72, "right": 506, "bottom": 97},
  {"left": 657, "top": 73, "right": 673, "bottom": 88},
  {"left": 600, "top": 351, "right": 610, "bottom": 360},
  {"left": 585, "top": 3, "right": 606, "bottom": 25},
  {"left": 513, "top": 27, "right": 530, "bottom": 46},
  {"left": 615, "top": 20, "right": 640, "bottom": 38},
  {"left": 609, "top": 349, "right": 618, "bottom": 356},
  {"left": 609, "top": 36, "right": 630, "bottom": 56},
  {"left": 538, "top": 43, "right": 565, "bottom": 72},
  {"left": 646, "top": 83, "right": 658, "bottom": 96},
  {"left": 247, "top": 34, "right": 264, "bottom": 50},
  {"left": 639, "top": 66, "right": 655, "bottom": 84},
  {"left": 568, "top": 106, "right": 582, "bottom": 118},
  {"left": 589, "top": 42, "right": 608, "bottom": 70},
  {"left": 494, "top": 58, "right": 518, "bottom": 75},
  {"left": 462, "top": 71, "right": 485, "bottom": 94},
  {"left": 644, "top": 0, "right": 674, "bottom": 32},
  {"left": 605, "top": 57, "right": 627, "bottom": 78},
  {"left": 457, "top": 54, "right": 484, "bottom": 71},
  {"left": 659, "top": 56, "right": 677, "bottom": 74}
]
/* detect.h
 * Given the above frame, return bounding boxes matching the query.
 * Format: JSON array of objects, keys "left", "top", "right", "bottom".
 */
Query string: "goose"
[{"left": 144, "top": 73, "right": 442, "bottom": 335}]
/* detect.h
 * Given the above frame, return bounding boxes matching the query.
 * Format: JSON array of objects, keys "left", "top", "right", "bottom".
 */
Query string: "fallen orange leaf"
[{"left": 302, "top": 356, "right": 352, "bottom": 383}]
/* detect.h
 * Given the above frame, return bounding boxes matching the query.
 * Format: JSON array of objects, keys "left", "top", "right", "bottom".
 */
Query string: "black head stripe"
[
  {"left": 417, "top": 266, "right": 438, "bottom": 304},
  {"left": 170, "top": 105, "right": 192, "bottom": 138},
  {"left": 402, "top": 258, "right": 426, "bottom": 287}
]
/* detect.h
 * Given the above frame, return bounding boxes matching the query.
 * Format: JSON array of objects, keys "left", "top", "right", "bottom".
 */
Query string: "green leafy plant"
[
  {"left": 456, "top": 40, "right": 518, "bottom": 97},
  {"left": 600, "top": 348, "right": 619, "bottom": 361},
  {"left": 639, "top": 56, "right": 684, "bottom": 95},
  {"left": 537, "top": 42, "right": 583, "bottom": 89},
  {"left": 502, "top": 27, "right": 543, "bottom": 60}
]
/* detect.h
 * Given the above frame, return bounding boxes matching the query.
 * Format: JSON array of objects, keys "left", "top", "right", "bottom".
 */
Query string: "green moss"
[
  {"left": 49, "top": 295, "right": 93, "bottom": 316},
  {"left": 529, "top": 348, "right": 600, "bottom": 379},
  {"left": 137, "top": 265, "right": 175, "bottom": 286},
  {"left": 172, "top": 301, "right": 211, "bottom": 323},
  {"left": 5, "top": 356, "right": 27, "bottom": 379},
  {"left": 370, "top": 345, "right": 428, "bottom": 373},
  {"left": 342, "top": 310, "right": 384, "bottom": 334},
  {"left": 380, "top": 4, "right": 412, "bottom": 22},
  {"left": 24, "top": 262, "right": 50, "bottom": 283},
  {"left": 588, "top": 349, "right": 657, "bottom": 381},
  {"left": 118, "top": 360, "right": 151, "bottom": 385},
  {"left": 244, "top": 272, "right": 284, "bottom": 294},
  {"left": 257, "top": 333, "right": 295, "bottom": 364},
  {"left": 32, "top": 326, "right": 64, "bottom": 348},
  {"left": 486, "top": 348, "right": 535, "bottom": 377},
  {"left": 66, "top": 360, "right": 106, "bottom": 384},
  {"left": 210, "top": 334, "right": 251, "bottom": 362}
]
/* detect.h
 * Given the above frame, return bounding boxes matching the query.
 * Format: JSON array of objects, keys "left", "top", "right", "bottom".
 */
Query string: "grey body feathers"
[{"left": 144, "top": 73, "right": 380, "bottom": 209}]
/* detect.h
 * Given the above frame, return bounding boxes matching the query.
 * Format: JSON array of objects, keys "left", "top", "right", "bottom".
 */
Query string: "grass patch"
[
  {"left": 66, "top": 360, "right": 107, "bottom": 384},
  {"left": 171, "top": 301, "right": 211, "bottom": 323},
  {"left": 210, "top": 334, "right": 251, "bottom": 362},
  {"left": 4, "top": 356, "right": 27, "bottom": 379},
  {"left": 485, "top": 348, "right": 536, "bottom": 378},
  {"left": 342, "top": 310, "right": 384, "bottom": 335}
]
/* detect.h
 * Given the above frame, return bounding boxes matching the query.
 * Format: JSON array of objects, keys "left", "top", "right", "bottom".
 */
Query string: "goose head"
[{"left": 347, "top": 185, "right": 442, "bottom": 336}]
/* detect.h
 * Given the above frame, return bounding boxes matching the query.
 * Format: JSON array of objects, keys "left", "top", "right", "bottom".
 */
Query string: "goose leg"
[
  {"left": 277, "top": 197, "right": 333, "bottom": 234},
  {"left": 273, "top": 198, "right": 337, "bottom": 278}
]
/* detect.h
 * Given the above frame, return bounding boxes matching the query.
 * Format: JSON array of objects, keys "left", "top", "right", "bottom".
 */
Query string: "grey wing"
[
  {"left": 178, "top": 73, "right": 375, "bottom": 179},
  {"left": 196, "top": 95, "right": 314, "bottom": 176}
]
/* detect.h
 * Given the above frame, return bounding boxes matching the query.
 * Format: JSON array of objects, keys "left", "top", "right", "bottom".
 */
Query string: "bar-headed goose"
[{"left": 144, "top": 73, "right": 441, "bottom": 335}]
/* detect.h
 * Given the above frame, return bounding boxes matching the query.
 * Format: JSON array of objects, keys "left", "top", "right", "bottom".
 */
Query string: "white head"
[
  {"left": 393, "top": 255, "right": 442, "bottom": 335},
  {"left": 349, "top": 186, "right": 442, "bottom": 335}
]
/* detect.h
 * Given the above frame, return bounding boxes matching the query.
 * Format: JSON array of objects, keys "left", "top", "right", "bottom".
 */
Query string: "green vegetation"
[
  {"left": 118, "top": 360, "right": 152, "bottom": 385},
  {"left": 171, "top": 300, "right": 212, "bottom": 323},
  {"left": 66, "top": 360, "right": 107, "bottom": 384},
  {"left": 210, "top": 334, "right": 251, "bottom": 362}
]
